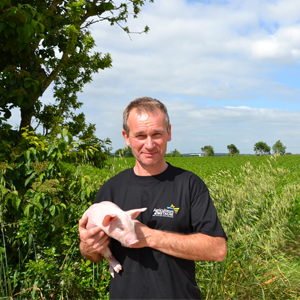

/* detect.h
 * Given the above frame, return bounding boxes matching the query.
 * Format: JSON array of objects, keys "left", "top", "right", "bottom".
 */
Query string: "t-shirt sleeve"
[{"left": 190, "top": 176, "right": 227, "bottom": 239}]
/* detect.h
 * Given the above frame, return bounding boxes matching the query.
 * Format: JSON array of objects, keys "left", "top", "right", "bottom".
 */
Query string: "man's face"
[{"left": 122, "top": 108, "right": 171, "bottom": 170}]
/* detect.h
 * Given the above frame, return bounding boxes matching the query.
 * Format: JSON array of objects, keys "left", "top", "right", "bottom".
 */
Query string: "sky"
[{"left": 10, "top": 0, "right": 300, "bottom": 154}]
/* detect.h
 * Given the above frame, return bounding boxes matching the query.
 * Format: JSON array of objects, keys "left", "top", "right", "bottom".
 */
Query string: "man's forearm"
[
  {"left": 148, "top": 230, "right": 227, "bottom": 261},
  {"left": 134, "top": 222, "right": 227, "bottom": 261}
]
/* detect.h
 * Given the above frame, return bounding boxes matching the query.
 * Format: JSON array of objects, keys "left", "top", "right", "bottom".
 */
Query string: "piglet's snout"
[
  {"left": 122, "top": 234, "right": 139, "bottom": 247},
  {"left": 129, "top": 239, "right": 139, "bottom": 246}
]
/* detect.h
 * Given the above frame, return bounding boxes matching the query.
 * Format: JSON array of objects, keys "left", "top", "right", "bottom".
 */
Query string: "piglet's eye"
[{"left": 118, "top": 226, "right": 124, "bottom": 230}]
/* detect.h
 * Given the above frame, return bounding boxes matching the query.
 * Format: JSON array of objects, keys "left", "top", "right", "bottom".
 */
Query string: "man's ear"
[
  {"left": 102, "top": 214, "right": 117, "bottom": 227},
  {"left": 122, "top": 130, "right": 131, "bottom": 146},
  {"left": 167, "top": 124, "right": 172, "bottom": 141}
]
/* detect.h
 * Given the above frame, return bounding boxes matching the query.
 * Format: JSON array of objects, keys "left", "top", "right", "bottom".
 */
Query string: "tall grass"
[
  {"left": 196, "top": 155, "right": 300, "bottom": 299},
  {"left": 1, "top": 155, "right": 299, "bottom": 299}
]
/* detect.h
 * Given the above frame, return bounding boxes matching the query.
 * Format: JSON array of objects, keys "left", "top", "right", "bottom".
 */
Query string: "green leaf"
[
  {"left": 49, "top": 205, "right": 56, "bottom": 216},
  {"left": 68, "top": 181, "right": 77, "bottom": 190},
  {"left": 25, "top": 169, "right": 34, "bottom": 176},
  {"left": 35, "top": 202, "right": 43, "bottom": 212},
  {"left": 60, "top": 203, "right": 66, "bottom": 210},
  {"left": 24, "top": 203, "right": 32, "bottom": 217},
  {"left": 47, "top": 143, "right": 56, "bottom": 155},
  {"left": 80, "top": 190, "right": 85, "bottom": 201},
  {"left": 40, "top": 198, "right": 48, "bottom": 208},
  {"left": 12, "top": 196, "right": 21, "bottom": 210},
  {"left": 28, "top": 233, "right": 33, "bottom": 248},
  {"left": 24, "top": 150, "right": 30, "bottom": 161},
  {"left": 58, "top": 139, "right": 67, "bottom": 152},
  {"left": 48, "top": 162, "right": 55, "bottom": 170},
  {"left": 39, "top": 173, "right": 45, "bottom": 182},
  {"left": 86, "top": 186, "right": 90, "bottom": 198},
  {"left": 25, "top": 172, "right": 37, "bottom": 187},
  {"left": 101, "top": 2, "right": 114, "bottom": 11},
  {"left": 25, "top": 159, "right": 31, "bottom": 172},
  {"left": 62, "top": 128, "right": 68, "bottom": 139},
  {"left": 24, "top": 24, "right": 34, "bottom": 39}
]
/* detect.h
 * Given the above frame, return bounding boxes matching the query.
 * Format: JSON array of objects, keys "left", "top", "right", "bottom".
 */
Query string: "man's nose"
[{"left": 145, "top": 136, "right": 155, "bottom": 149}]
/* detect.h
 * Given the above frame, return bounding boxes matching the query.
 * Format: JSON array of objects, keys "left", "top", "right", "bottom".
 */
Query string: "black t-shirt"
[{"left": 94, "top": 163, "right": 227, "bottom": 299}]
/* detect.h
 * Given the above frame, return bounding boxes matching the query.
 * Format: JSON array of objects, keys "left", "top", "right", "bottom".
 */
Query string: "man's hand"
[
  {"left": 130, "top": 220, "right": 152, "bottom": 248},
  {"left": 79, "top": 215, "right": 110, "bottom": 262}
]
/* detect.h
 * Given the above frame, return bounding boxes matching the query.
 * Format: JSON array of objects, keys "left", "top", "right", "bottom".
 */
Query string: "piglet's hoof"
[{"left": 114, "top": 264, "right": 122, "bottom": 273}]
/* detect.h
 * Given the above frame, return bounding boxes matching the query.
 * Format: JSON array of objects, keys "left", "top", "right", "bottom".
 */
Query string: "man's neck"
[{"left": 133, "top": 161, "right": 168, "bottom": 176}]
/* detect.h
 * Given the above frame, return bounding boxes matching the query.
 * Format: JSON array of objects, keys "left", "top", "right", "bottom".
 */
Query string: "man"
[{"left": 79, "top": 97, "right": 227, "bottom": 299}]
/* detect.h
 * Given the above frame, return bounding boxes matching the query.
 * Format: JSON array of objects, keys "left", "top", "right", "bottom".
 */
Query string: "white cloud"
[
  {"left": 70, "top": 0, "right": 300, "bottom": 153},
  {"left": 86, "top": 0, "right": 300, "bottom": 103}
]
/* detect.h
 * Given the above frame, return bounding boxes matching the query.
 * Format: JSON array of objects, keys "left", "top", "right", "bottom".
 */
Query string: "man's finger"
[{"left": 79, "top": 215, "right": 88, "bottom": 229}]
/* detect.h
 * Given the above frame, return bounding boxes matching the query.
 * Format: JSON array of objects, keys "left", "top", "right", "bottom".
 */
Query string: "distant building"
[{"left": 189, "top": 153, "right": 204, "bottom": 157}]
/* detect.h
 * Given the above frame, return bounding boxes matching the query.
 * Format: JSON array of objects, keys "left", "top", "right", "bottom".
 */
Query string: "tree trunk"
[{"left": 20, "top": 106, "right": 33, "bottom": 131}]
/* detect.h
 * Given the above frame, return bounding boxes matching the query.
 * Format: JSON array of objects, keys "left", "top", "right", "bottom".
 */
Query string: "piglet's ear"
[
  {"left": 126, "top": 207, "right": 147, "bottom": 220},
  {"left": 102, "top": 214, "right": 117, "bottom": 227}
]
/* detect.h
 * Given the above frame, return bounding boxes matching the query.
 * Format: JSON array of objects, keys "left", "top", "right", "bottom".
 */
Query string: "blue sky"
[{"left": 10, "top": 0, "right": 300, "bottom": 154}]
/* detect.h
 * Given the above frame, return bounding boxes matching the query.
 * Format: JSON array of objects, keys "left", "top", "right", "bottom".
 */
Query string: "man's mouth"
[{"left": 143, "top": 152, "right": 157, "bottom": 156}]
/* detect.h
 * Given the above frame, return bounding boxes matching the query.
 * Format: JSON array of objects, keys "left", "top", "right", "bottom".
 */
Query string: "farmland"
[
  {"left": 78, "top": 154, "right": 300, "bottom": 299},
  {"left": 89, "top": 154, "right": 300, "bottom": 299},
  {"left": 1, "top": 154, "right": 299, "bottom": 299}
]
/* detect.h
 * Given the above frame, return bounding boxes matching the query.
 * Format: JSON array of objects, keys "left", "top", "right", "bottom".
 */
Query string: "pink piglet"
[{"left": 82, "top": 201, "right": 147, "bottom": 277}]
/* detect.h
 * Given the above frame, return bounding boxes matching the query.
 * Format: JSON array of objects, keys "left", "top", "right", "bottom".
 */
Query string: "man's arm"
[
  {"left": 132, "top": 221, "right": 227, "bottom": 261},
  {"left": 79, "top": 215, "right": 110, "bottom": 263}
]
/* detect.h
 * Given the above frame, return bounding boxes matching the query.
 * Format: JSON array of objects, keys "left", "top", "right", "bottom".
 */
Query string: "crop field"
[
  {"left": 104, "top": 154, "right": 300, "bottom": 299},
  {"left": 106, "top": 154, "right": 299, "bottom": 179},
  {"left": 1, "top": 154, "right": 299, "bottom": 299}
]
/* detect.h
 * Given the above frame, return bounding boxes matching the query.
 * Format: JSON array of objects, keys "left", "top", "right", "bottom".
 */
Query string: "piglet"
[{"left": 82, "top": 201, "right": 147, "bottom": 277}]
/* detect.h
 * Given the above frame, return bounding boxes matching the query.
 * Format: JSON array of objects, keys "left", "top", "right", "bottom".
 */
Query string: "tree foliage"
[
  {"left": 254, "top": 141, "right": 270, "bottom": 156},
  {"left": 272, "top": 140, "right": 286, "bottom": 155},
  {"left": 114, "top": 146, "right": 133, "bottom": 157},
  {"left": 0, "top": 0, "right": 153, "bottom": 137},
  {"left": 227, "top": 144, "right": 239, "bottom": 156},
  {"left": 201, "top": 145, "right": 214, "bottom": 157},
  {"left": 165, "top": 148, "right": 183, "bottom": 157},
  {"left": 0, "top": 127, "right": 111, "bottom": 299}
]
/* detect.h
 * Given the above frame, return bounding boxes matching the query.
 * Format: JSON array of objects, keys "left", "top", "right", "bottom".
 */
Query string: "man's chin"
[
  {"left": 138, "top": 156, "right": 160, "bottom": 166},
  {"left": 140, "top": 159, "right": 158, "bottom": 166}
]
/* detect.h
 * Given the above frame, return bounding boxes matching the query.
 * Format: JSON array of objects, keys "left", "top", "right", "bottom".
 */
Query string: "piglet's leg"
[
  {"left": 101, "top": 247, "right": 122, "bottom": 278},
  {"left": 108, "top": 256, "right": 122, "bottom": 278}
]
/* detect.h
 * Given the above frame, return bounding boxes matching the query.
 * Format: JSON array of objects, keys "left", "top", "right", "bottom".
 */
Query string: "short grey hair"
[{"left": 123, "top": 97, "right": 170, "bottom": 135}]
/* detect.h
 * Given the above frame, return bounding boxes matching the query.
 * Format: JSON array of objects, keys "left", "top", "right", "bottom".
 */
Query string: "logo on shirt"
[{"left": 152, "top": 204, "right": 180, "bottom": 218}]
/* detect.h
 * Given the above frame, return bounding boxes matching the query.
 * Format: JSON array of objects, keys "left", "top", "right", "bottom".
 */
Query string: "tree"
[
  {"left": 201, "top": 145, "right": 214, "bottom": 156},
  {"left": 0, "top": 127, "right": 112, "bottom": 299},
  {"left": 272, "top": 140, "right": 286, "bottom": 155},
  {"left": 115, "top": 146, "right": 133, "bottom": 157},
  {"left": 0, "top": 0, "right": 153, "bottom": 136},
  {"left": 227, "top": 144, "right": 239, "bottom": 156},
  {"left": 165, "top": 148, "right": 183, "bottom": 157},
  {"left": 254, "top": 141, "right": 270, "bottom": 156}
]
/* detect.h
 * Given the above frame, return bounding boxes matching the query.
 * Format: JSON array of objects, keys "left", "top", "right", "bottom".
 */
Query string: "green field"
[
  {"left": 108, "top": 154, "right": 300, "bottom": 185},
  {"left": 1, "top": 154, "right": 299, "bottom": 299},
  {"left": 167, "top": 154, "right": 300, "bottom": 183},
  {"left": 105, "top": 155, "right": 300, "bottom": 299}
]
